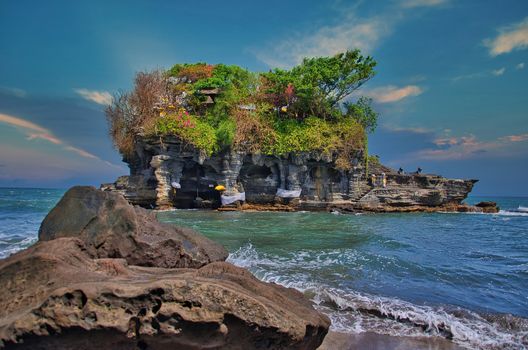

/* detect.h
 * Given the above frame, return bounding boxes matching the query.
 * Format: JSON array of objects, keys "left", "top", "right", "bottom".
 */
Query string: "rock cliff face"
[
  {"left": 0, "top": 187, "right": 330, "bottom": 349},
  {"left": 102, "top": 136, "right": 480, "bottom": 212}
]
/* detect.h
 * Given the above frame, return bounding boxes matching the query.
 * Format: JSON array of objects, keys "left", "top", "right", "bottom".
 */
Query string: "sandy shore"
[{"left": 318, "top": 332, "right": 464, "bottom": 350}]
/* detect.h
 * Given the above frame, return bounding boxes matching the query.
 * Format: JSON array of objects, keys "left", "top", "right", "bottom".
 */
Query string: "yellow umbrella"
[{"left": 214, "top": 185, "right": 226, "bottom": 191}]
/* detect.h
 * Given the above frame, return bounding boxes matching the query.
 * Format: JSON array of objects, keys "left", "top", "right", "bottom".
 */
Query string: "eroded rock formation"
[
  {"left": 39, "top": 186, "right": 228, "bottom": 268},
  {"left": 0, "top": 187, "right": 330, "bottom": 349},
  {"left": 101, "top": 136, "right": 484, "bottom": 212}
]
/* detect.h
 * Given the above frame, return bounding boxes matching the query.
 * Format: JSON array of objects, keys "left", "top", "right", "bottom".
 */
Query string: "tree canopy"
[{"left": 106, "top": 50, "right": 379, "bottom": 169}]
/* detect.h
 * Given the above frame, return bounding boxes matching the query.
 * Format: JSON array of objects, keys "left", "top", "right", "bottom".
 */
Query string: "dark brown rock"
[
  {"left": 0, "top": 238, "right": 330, "bottom": 349},
  {"left": 475, "top": 201, "right": 500, "bottom": 213},
  {"left": 39, "top": 186, "right": 228, "bottom": 268}
]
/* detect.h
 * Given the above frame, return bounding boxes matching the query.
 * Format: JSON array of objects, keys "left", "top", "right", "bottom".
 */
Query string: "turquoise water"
[{"left": 1, "top": 188, "right": 527, "bottom": 349}]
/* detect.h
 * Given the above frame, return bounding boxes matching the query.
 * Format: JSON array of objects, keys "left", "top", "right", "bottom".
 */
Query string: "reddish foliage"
[
  {"left": 177, "top": 64, "right": 214, "bottom": 82},
  {"left": 285, "top": 83, "right": 295, "bottom": 102}
]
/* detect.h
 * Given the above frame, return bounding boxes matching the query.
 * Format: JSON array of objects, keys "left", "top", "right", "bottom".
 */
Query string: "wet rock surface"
[{"left": 1, "top": 187, "right": 330, "bottom": 349}]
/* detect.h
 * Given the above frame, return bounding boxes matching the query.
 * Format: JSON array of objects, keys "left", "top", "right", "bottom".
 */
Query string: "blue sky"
[{"left": 0, "top": 0, "right": 527, "bottom": 195}]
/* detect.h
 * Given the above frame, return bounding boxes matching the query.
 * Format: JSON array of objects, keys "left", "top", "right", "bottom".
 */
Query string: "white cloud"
[
  {"left": 367, "top": 85, "right": 423, "bottom": 103},
  {"left": 516, "top": 62, "right": 525, "bottom": 70},
  {"left": 74, "top": 88, "right": 112, "bottom": 105},
  {"left": 484, "top": 17, "right": 528, "bottom": 56},
  {"left": 400, "top": 0, "right": 448, "bottom": 8},
  {"left": 254, "top": 10, "right": 394, "bottom": 68},
  {"left": 492, "top": 67, "right": 505, "bottom": 76}
]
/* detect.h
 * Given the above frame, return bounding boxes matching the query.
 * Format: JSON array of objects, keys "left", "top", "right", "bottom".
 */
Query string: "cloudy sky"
[{"left": 0, "top": 0, "right": 527, "bottom": 195}]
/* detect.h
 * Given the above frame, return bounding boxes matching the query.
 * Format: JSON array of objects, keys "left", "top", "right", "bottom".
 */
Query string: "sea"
[{"left": 1, "top": 187, "right": 527, "bottom": 349}]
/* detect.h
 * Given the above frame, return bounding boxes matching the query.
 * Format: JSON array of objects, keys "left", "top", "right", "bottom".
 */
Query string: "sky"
[{"left": 0, "top": 0, "right": 527, "bottom": 195}]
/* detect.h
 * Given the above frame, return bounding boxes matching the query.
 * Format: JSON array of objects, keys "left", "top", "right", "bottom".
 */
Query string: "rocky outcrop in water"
[
  {"left": 0, "top": 187, "right": 330, "bottom": 349},
  {"left": 101, "top": 136, "right": 483, "bottom": 212}
]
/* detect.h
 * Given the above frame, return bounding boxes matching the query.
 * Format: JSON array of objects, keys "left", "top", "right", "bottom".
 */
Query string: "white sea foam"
[
  {"left": 517, "top": 206, "right": 528, "bottom": 213},
  {"left": 228, "top": 243, "right": 528, "bottom": 350},
  {"left": 496, "top": 210, "right": 528, "bottom": 217},
  {"left": 0, "top": 236, "right": 37, "bottom": 259}
]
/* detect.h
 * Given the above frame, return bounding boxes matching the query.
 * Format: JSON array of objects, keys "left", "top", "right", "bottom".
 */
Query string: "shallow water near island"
[{"left": 1, "top": 188, "right": 527, "bottom": 349}]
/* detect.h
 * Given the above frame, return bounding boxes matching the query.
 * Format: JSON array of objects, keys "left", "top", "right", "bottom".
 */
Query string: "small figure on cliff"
[
  {"left": 417, "top": 167, "right": 422, "bottom": 174},
  {"left": 371, "top": 174, "right": 376, "bottom": 186},
  {"left": 398, "top": 167, "right": 404, "bottom": 175},
  {"left": 381, "top": 172, "right": 387, "bottom": 188}
]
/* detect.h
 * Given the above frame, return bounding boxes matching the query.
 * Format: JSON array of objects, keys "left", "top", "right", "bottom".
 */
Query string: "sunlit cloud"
[
  {"left": 74, "top": 88, "right": 112, "bottom": 105},
  {"left": 433, "top": 137, "right": 459, "bottom": 146},
  {"left": 0, "top": 113, "right": 49, "bottom": 133},
  {"left": 383, "top": 125, "right": 432, "bottom": 134},
  {"left": 484, "top": 17, "right": 528, "bottom": 56},
  {"left": 500, "top": 133, "right": 528, "bottom": 142},
  {"left": 414, "top": 133, "right": 527, "bottom": 161},
  {"left": 64, "top": 146, "right": 98, "bottom": 159},
  {"left": 26, "top": 133, "right": 62, "bottom": 145},
  {"left": 400, "top": 0, "right": 448, "bottom": 8},
  {"left": 492, "top": 67, "right": 505, "bottom": 76},
  {"left": 367, "top": 85, "right": 423, "bottom": 103},
  {"left": 0, "top": 113, "right": 109, "bottom": 163}
]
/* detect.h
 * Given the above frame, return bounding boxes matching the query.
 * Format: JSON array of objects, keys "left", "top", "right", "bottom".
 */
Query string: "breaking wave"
[
  {"left": 228, "top": 243, "right": 528, "bottom": 350},
  {"left": 496, "top": 210, "right": 528, "bottom": 217}
]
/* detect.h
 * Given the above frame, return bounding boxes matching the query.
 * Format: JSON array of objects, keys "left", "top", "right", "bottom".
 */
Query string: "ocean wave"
[
  {"left": 496, "top": 210, "right": 528, "bottom": 217},
  {"left": 443, "top": 210, "right": 528, "bottom": 217},
  {"left": 0, "top": 236, "right": 37, "bottom": 259},
  {"left": 228, "top": 243, "right": 528, "bottom": 350},
  {"left": 227, "top": 242, "right": 371, "bottom": 272}
]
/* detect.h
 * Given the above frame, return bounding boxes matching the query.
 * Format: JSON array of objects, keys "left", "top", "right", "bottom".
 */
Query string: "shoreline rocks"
[{"left": 0, "top": 187, "right": 330, "bottom": 349}]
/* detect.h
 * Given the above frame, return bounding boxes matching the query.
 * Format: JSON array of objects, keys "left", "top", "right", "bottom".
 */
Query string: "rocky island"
[{"left": 101, "top": 52, "right": 495, "bottom": 213}]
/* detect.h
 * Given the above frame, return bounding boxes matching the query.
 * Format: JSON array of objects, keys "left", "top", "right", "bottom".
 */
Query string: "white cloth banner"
[
  {"left": 221, "top": 192, "right": 246, "bottom": 205},
  {"left": 276, "top": 188, "right": 302, "bottom": 198},
  {"left": 171, "top": 182, "right": 181, "bottom": 189}
]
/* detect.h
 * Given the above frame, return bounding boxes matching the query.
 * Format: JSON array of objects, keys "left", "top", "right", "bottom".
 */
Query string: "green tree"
[
  {"left": 261, "top": 50, "right": 376, "bottom": 119},
  {"left": 344, "top": 96, "right": 378, "bottom": 134}
]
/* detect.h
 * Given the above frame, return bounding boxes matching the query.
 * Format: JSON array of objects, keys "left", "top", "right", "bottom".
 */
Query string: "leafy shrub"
[
  {"left": 155, "top": 110, "right": 218, "bottom": 156},
  {"left": 215, "top": 118, "right": 236, "bottom": 148}
]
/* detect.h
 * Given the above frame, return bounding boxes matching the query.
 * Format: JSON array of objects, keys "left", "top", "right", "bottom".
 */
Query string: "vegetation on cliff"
[{"left": 106, "top": 50, "right": 378, "bottom": 169}]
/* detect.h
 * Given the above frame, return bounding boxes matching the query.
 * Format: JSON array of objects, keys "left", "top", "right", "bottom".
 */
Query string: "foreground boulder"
[
  {"left": 1, "top": 186, "right": 329, "bottom": 349},
  {"left": 39, "top": 186, "right": 228, "bottom": 268},
  {"left": 0, "top": 239, "right": 329, "bottom": 349}
]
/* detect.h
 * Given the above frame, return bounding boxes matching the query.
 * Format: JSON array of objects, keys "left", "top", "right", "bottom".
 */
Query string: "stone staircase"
[{"left": 349, "top": 177, "right": 373, "bottom": 202}]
